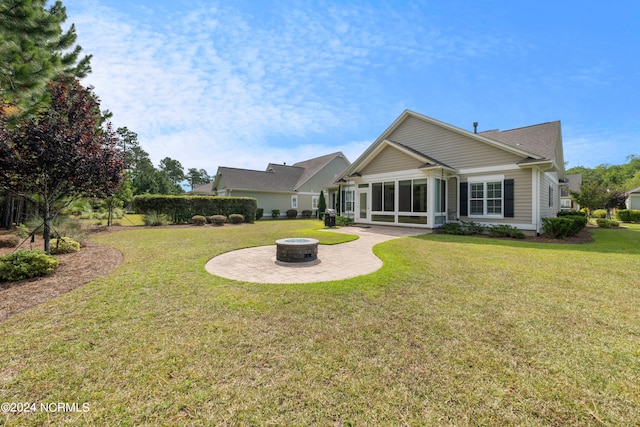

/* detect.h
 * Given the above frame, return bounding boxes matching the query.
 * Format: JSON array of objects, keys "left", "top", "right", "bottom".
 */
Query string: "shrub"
[
  {"left": 271, "top": 209, "right": 280, "bottom": 219},
  {"left": 286, "top": 209, "right": 298, "bottom": 219},
  {"left": 229, "top": 214, "right": 244, "bottom": 224},
  {"left": 50, "top": 237, "right": 81, "bottom": 254},
  {"left": 591, "top": 209, "right": 607, "bottom": 218},
  {"left": 596, "top": 219, "right": 619, "bottom": 228},
  {"left": 0, "top": 250, "right": 59, "bottom": 282},
  {"left": 557, "top": 210, "right": 586, "bottom": 217},
  {"left": 191, "top": 215, "right": 207, "bottom": 226},
  {"left": 143, "top": 211, "right": 170, "bottom": 226},
  {"left": 336, "top": 216, "right": 354, "bottom": 226},
  {"left": 439, "top": 221, "right": 485, "bottom": 236},
  {"left": 13, "top": 224, "right": 30, "bottom": 238},
  {"left": 488, "top": 224, "right": 525, "bottom": 239},
  {"left": 209, "top": 215, "right": 227, "bottom": 226},
  {"left": 0, "top": 234, "right": 20, "bottom": 248},
  {"left": 439, "top": 222, "right": 474, "bottom": 235},
  {"left": 255, "top": 208, "right": 264, "bottom": 221},
  {"left": 617, "top": 209, "right": 640, "bottom": 223},
  {"left": 542, "top": 217, "right": 586, "bottom": 239},
  {"left": 301, "top": 210, "right": 313, "bottom": 219}
]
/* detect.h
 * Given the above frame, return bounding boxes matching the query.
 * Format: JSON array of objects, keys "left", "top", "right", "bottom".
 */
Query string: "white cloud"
[{"left": 66, "top": 1, "right": 548, "bottom": 174}]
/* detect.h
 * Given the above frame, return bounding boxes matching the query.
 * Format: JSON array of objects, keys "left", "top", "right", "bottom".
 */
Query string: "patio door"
[{"left": 357, "top": 184, "right": 369, "bottom": 222}]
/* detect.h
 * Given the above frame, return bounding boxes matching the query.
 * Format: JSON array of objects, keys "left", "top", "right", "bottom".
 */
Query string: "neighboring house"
[
  {"left": 191, "top": 152, "right": 350, "bottom": 217},
  {"left": 560, "top": 173, "right": 582, "bottom": 211},
  {"left": 336, "top": 110, "right": 566, "bottom": 235},
  {"left": 626, "top": 186, "right": 640, "bottom": 210}
]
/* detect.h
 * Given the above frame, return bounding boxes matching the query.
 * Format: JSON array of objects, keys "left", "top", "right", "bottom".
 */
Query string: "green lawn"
[{"left": 1, "top": 220, "right": 639, "bottom": 426}]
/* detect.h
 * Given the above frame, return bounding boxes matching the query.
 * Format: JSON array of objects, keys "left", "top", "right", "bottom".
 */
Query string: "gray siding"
[
  {"left": 298, "top": 156, "right": 350, "bottom": 192},
  {"left": 539, "top": 173, "right": 557, "bottom": 219},
  {"left": 388, "top": 116, "right": 523, "bottom": 169},
  {"left": 361, "top": 145, "right": 423, "bottom": 175},
  {"left": 458, "top": 168, "right": 533, "bottom": 226}
]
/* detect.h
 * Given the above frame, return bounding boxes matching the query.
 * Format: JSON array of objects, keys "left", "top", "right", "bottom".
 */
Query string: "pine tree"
[{"left": 0, "top": 0, "right": 91, "bottom": 116}]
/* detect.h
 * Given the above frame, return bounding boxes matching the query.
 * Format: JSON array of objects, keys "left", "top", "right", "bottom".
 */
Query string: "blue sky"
[{"left": 64, "top": 0, "right": 640, "bottom": 175}]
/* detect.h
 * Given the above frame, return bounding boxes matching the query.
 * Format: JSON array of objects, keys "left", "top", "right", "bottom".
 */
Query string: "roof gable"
[
  {"left": 340, "top": 110, "right": 563, "bottom": 179},
  {"left": 211, "top": 152, "right": 350, "bottom": 193}
]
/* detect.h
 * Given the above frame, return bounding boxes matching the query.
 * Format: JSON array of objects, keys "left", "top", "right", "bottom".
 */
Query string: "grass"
[{"left": 1, "top": 220, "right": 639, "bottom": 426}]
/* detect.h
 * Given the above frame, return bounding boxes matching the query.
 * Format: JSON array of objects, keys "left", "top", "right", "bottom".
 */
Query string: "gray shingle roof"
[
  {"left": 479, "top": 121, "right": 561, "bottom": 161},
  {"left": 212, "top": 152, "right": 347, "bottom": 193}
]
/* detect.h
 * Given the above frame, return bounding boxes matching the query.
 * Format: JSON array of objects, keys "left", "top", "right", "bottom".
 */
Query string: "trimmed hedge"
[
  {"left": 617, "top": 209, "right": 640, "bottom": 223},
  {"left": 132, "top": 195, "right": 257, "bottom": 224}
]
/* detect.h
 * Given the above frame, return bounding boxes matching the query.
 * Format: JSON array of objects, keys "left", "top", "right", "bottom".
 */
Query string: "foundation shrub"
[
  {"left": 488, "top": 224, "right": 525, "bottom": 239},
  {"left": 301, "top": 210, "right": 313, "bottom": 219},
  {"left": 0, "top": 250, "right": 59, "bottom": 282},
  {"left": 336, "top": 216, "right": 354, "bottom": 226},
  {"left": 50, "top": 237, "right": 80, "bottom": 254},
  {"left": 542, "top": 217, "right": 579, "bottom": 239},
  {"left": 255, "top": 208, "right": 264, "bottom": 221},
  {"left": 271, "top": 209, "right": 280, "bottom": 219},
  {"left": 229, "top": 214, "right": 244, "bottom": 224},
  {"left": 286, "top": 209, "right": 298, "bottom": 219}
]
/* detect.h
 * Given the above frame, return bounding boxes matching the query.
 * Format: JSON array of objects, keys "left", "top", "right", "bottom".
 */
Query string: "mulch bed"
[{"left": 0, "top": 229, "right": 123, "bottom": 322}]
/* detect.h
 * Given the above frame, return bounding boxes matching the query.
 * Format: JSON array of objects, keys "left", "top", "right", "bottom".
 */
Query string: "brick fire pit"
[{"left": 275, "top": 238, "right": 319, "bottom": 263}]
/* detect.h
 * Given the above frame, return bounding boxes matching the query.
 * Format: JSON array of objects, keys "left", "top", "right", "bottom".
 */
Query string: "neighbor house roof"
[{"left": 209, "top": 152, "right": 348, "bottom": 193}]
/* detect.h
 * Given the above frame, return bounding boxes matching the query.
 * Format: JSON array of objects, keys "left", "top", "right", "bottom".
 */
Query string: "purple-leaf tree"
[{"left": 0, "top": 78, "right": 124, "bottom": 254}]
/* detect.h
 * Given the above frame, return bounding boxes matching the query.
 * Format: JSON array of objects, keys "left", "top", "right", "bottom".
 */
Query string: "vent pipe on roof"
[{"left": 473, "top": 122, "right": 478, "bottom": 134}]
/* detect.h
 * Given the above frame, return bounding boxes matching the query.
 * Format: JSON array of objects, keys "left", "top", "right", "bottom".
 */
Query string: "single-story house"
[
  {"left": 336, "top": 110, "right": 567, "bottom": 235},
  {"left": 191, "top": 152, "right": 350, "bottom": 217},
  {"left": 560, "top": 173, "right": 582, "bottom": 211},
  {"left": 626, "top": 186, "right": 640, "bottom": 210}
]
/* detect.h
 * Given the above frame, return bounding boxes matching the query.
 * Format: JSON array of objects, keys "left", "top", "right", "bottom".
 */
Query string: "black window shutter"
[
  {"left": 459, "top": 182, "right": 468, "bottom": 216},
  {"left": 504, "top": 179, "right": 514, "bottom": 218}
]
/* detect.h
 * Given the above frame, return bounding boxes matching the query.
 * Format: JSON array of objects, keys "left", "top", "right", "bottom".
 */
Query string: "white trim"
[
  {"left": 468, "top": 174, "right": 505, "bottom": 183},
  {"left": 532, "top": 169, "right": 540, "bottom": 232},
  {"left": 458, "top": 164, "right": 520, "bottom": 175}
]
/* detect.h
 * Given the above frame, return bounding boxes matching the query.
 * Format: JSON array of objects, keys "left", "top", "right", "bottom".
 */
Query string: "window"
[
  {"left": 344, "top": 190, "right": 354, "bottom": 212},
  {"left": 372, "top": 182, "right": 395, "bottom": 212},
  {"left": 398, "top": 179, "right": 427, "bottom": 213},
  {"left": 312, "top": 196, "right": 318, "bottom": 210},
  {"left": 291, "top": 195, "right": 298, "bottom": 209},
  {"left": 549, "top": 186, "right": 554, "bottom": 208},
  {"left": 469, "top": 180, "right": 502, "bottom": 216}
]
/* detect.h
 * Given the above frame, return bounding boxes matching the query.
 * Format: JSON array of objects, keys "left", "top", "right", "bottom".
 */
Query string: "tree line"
[
  {"left": 0, "top": 0, "right": 211, "bottom": 253},
  {"left": 567, "top": 155, "right": 640, "bottom": 215}
]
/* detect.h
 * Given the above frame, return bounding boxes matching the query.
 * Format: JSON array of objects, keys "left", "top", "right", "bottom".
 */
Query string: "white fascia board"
[{"left": 458, "top": 164, "right": 521, "bottom": 175}]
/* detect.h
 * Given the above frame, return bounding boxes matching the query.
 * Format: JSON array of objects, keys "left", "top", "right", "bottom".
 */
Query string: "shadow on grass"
[{"left": 410, "top": 225, "right": 640, "bottom": 255}]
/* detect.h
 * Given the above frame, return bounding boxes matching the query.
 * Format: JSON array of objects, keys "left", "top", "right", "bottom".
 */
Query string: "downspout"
[{"left": 532, "top": 168, "right": 540, "bottom": 234}]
